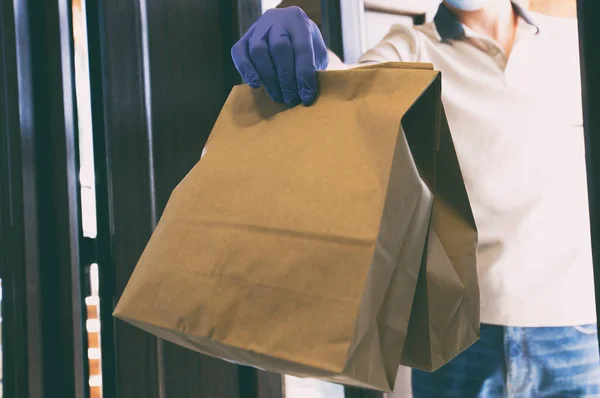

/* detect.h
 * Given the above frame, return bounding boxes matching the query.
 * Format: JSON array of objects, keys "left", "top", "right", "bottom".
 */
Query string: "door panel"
[
  {"left": 89, "top": 0, "right": 162, "bottom": 396},
  {"left": 87, "top": 0, "right": 283, "bottom": 396}
]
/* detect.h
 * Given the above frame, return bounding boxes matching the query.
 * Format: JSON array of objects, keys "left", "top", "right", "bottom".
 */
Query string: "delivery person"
[{"left": 231, "top": 0, "right": 600, "bottom": 396}]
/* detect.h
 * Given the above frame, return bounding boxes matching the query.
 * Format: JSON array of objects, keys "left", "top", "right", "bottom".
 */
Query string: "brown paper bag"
[{"left": 113, "top": 63, "right": 479, "bottom": 392}]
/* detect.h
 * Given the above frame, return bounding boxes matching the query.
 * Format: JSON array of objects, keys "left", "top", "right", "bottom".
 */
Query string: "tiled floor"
[
  {"left": 284, "top": 366, "right": 413, "bottom": 398},
  {"left": 284, "top": 376, "right": 345, "bottom": 398}
]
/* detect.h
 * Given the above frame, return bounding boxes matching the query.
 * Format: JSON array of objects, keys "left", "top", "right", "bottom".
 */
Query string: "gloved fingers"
[
  {"left": 231, "top": 31, "right": 262, "bottom": 89},
  {"left": 311, "top": 20, "right": 329, "bottom": 71},
  {"left": 269, "top": 28, "right": 301, "bottom": 106},
  {"left": 248, "top": 26, "right": 285, "bottom": 103},
  {"left": 232, "top": 6, "right": 324, "bottom": 106},
  {"left": 289, "top": 20, "right": 318, "bottom": 106}
]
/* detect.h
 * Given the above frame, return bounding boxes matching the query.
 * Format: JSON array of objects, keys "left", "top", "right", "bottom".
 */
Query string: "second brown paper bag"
[{"left": 114, "top": 63, "right": 480, "bottom": 392}]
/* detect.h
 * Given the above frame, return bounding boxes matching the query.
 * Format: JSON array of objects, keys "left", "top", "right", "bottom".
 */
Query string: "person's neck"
[{"left": 445, "top": 0, "right": 527, "bottom": 55}]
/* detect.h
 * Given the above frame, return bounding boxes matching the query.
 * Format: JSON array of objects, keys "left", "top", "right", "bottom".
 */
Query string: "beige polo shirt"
[{"left": 358, "top": 3, "right": 595, "bottom": 327}]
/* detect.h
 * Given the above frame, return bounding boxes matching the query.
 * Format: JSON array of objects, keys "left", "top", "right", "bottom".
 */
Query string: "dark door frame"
[
  {"left": 577, "top": 1, "right": 600, "bottom": 338},
  {"left": 0, "top": 0, "right": 37, "bottom": 396},
  {"left": 0, "top": 0, "right": 89, "bottom": 397}
]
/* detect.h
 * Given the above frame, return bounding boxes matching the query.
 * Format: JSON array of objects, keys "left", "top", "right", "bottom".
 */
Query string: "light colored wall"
[
  {"left": 262, "top": 0, "right": 282, "bottom": 12},
  {"left": 530, "top": 0, "right": 577, "bottom": 18},
  {"left": 366, "top": 0, "right": 578, "bottom": 18},
  {"left": 365, "top": 11, "right": 413, "bottom": 49},
  {"left": 363, "top": 0, "right": 578, "bottom": 52}
]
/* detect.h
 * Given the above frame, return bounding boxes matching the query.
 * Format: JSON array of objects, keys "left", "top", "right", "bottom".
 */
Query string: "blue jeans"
[{"left": 412, "top": 324, "right": 600, "bottom": 397}]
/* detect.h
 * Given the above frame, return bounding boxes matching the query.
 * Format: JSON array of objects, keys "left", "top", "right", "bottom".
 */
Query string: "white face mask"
[{"left": 444, "top": 0, "right": 505, "bottom": 11}]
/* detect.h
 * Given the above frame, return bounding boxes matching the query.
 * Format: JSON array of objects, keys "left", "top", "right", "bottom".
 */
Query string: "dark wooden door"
[{"left": 86, "top": 0, "right": 284, "bottom": 397}]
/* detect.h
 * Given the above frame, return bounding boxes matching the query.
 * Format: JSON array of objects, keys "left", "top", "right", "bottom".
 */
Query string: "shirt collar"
[{"left": 434, "top": 1, "right": 540, "bottom": 42}]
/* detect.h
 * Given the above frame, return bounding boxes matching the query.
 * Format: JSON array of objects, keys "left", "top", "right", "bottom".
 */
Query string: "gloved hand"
[{"left": 231, "top": 6, "right": 329, "bottom": 106}]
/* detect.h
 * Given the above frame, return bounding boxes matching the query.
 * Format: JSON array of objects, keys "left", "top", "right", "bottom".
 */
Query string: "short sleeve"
[{"left": 358, "top": 23, "right": 422, "bottom": 64}]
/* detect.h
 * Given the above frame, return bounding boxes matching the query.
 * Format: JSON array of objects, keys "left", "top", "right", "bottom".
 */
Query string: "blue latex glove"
[{"left": 231, "top": 6, "right": 329, "bottom": 106}]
